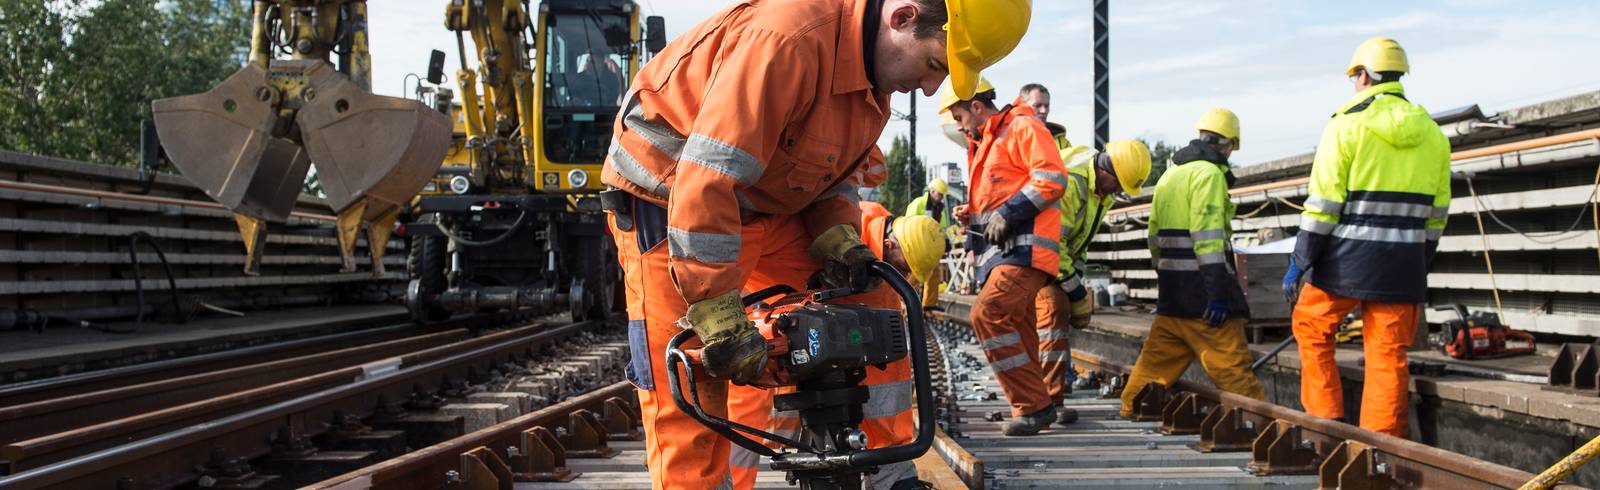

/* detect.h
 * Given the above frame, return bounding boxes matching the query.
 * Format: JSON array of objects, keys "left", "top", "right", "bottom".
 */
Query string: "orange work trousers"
[
  {"left": 973, "top": 264, "right": 1053, "bottom": 416},
  {"left": 1292, "top": 283, "right": 1419, "bottom": 438},
  {"left": 613, "top": 208, "right": 820, "bottom": 490},
  {"left": 1120, "top": 315, "right": 1265, "bottom": 417},
  {"left": 1033, "top": 283, "right": 1075, "bottom": 404}
]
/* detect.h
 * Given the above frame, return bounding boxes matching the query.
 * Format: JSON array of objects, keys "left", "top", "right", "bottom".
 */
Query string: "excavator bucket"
[
  {"left": 296, "top": 62, "right": 453, "bottom": 218},
  {"left": 152, "top": 64, "right": 311, "bottom": 223}
]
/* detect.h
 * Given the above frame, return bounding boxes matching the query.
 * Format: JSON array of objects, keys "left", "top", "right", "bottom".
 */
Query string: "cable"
[
  {"left": 435, "top": 210, "right": 529, "bottom": 248},
  {"left": 1466, "top": 176, "right": 1597, "bottom": 244},
  {"left": 1464, "top": 178, "right": 1505, "bottom": 319}
]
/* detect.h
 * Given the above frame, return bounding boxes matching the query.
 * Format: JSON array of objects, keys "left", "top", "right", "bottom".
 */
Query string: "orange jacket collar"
[{"left": 833, "top": 0, "right": 874, "bottom": 95}]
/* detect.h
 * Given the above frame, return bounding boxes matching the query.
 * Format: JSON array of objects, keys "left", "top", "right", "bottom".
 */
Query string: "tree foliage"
[
  {"left": 0, "top": 0, "right": 248, "bottom": 165},
  {"left": 877, "top": 133, "right": 925, "bottom": 216}
]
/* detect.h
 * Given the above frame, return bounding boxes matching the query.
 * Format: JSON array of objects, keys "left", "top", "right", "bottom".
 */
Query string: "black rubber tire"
[
  {"left": 407, "top": 235, "right": 452, "bottom": 323},
  {"left": 569, "top": 235, "right": 618, "bottom": 321}
]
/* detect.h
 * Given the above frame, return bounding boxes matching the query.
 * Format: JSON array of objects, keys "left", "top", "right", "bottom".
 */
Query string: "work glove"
[
  {"left": 1282, "top": 256, "right": 1304, "bottom": 306},
  {"left": 982, "top": 212, "right": 1010, "bottom": 245},
  {"left": 809, "top": 224, "right": 880, "bottom": 291},
  {"left": 680, "top": 291, "right": 768, "bottom": 385},
  {"left": 1068, "top": 295, "right": 1094, "bottom": 329},
  {"left": 952, "top": 204, "right": 970, "bottom": 226},
  {"left": 1202, "top": 299, "right": 1230, "bottom": 327}
]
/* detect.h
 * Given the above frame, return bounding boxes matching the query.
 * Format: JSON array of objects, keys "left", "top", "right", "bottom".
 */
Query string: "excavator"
[{"left": 151, "top": 0, "right": 663, "bottom": 324}]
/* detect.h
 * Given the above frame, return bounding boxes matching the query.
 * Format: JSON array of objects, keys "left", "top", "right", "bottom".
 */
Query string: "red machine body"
[{"left": 1433, "top": 304, "right": 1536, "bottom": 360}]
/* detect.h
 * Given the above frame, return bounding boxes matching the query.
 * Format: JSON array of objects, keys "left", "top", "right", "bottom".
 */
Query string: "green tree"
[
  {"left": 1138, "top": 138, "right": 1180, "bottom": 186},
  {"left": 0, "top": 0, "right": 247, "bottom": 165},
  {"left": 878, "top": 134, "right": 925, "bottom": 215}
]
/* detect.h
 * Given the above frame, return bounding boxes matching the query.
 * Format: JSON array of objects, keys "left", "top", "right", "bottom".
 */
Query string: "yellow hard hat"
[
  {"left": 892, "top": 215, "right": 946, "bottom": 284},
  {"left": 1103, "top": 140, "right": 1152, "bottom": 195},
  {"left": 1346, "top": 37, "right": 1409, "bottom": 77},
  {"left": 945, "top": 0, "right": 1033, "bottom": 100},
  {"left": 1194, "top": 107, "right": 1241, "bottom": 150},
  {"left": 937, "top": 76, "right": 994, "bottom": 114},
  {"left": 929, "top": 178, "right": 949, "bottom": 194}
]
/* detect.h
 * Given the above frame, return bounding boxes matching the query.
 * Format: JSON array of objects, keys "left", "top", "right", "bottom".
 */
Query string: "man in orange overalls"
[
  {"left": 601, "top": 0, "right": 1032, "bottom": 487},
  {"left": 945, "top": 77, "right": 1067, "bottom": 437}
]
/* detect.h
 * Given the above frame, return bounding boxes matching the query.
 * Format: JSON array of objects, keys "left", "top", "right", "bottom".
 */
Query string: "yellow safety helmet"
[
  {"left": 1194, "top": 107, "right": 1241, "bottom": 150},
  {"left": 944, "top": 0, "right": 1033, "bottom": 99},
  {"left": 891, "top": 215, "right": 946, "bottom": 284},
  {"left": 929, "top": 178, "right": 949, "bottom": 194},
  {"left": 937, "top": 76, "right": 994, "bottom": 114},
  {"left": 1103, "top": 140, "right": 1152, "bottom": 195},
  {"left": 1346, "top": 37, "right": 1409, "bottom": 77}
]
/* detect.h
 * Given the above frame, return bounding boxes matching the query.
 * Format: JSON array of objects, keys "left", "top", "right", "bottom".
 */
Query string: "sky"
[{"left": 367, "top": 0, "right": 1600, "bottom": 174}]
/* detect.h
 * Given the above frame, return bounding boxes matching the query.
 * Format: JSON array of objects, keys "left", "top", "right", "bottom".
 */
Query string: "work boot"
[
  {"left": 1056, "top": 407, "right": 1079, "bottom": 426},
  {"left": 1003, "top": 406, "right": 1056, "bottom": 436}
]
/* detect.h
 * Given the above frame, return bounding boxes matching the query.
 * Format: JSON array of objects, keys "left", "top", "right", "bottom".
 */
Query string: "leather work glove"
[
  {"left": 809, "top": 224, "right": 880, "bottom": 291},
  {"left": 982, "top": 212, "right": 1010, "bottom": 245},
  {"left": 1202, "top": 299, "right": 1230, "bottom": 327},
  {"left": 1068, "top": 294, "right": 1094, "bottom": 329},
  {"left": 1282, "top": 256, "right": 1305, "bottom": 306},
  {"left": 680, "top": 292, "right": 768, "bottom": 384}
]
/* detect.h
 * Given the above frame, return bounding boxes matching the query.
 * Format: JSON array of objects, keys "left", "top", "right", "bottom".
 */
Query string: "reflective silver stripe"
[
  {"left": 1040, "top": 350, "right": 1072, "bottom": 363},
  {"left": 816, "top": 182, "right": 861, "bottom": 205},
  {"left": 864, "top": 379, "right": 913, "bottom": 419},
  {"left": 1059, "top": 274, "right": 1082, "bottom": 291},
  {"left": 729, "top": 446, "right": 760, "bottom": 469},
  {"left": 1303, "top": 196, "right": 1344, "bottom": 215},
  {"left": 1427, "top": 228, "right": 1443, "bottom": 240},
  {"left": 1032, "top": 170, "right": 1070, "bottom": 186},
  {"left": 990, "top": 352, "right": 1032, "bottom": 372},
  {"left": 735, "top": 191, "right": 760, "bottom": 213},
  {"left": 1332, "top": 224, "right": 1427, "bottom": 243},
  {"left": 624, "top": 102, "right": 686, "bottom": 158},
  {"left": 1347, "top": 200, "right": 1433, "bottom": 219},
  {"left": 1192, "top": 229, "right": 1227, "bottom": 242},
  {"left": 982, "top": 332, "right": 1021, "bottom": 351},
  {"left": 1037, "top": 329, "right": 1070, "bottom": 341},
  {"left": 667, "top": 227, "right": 740, "bottom": 263},
  {"left": 1020, "top": 185, "right": 1054, "bottom": 210},
  {"left": 712, "top": 471, "right": 734, "bottom": 490},
  {"left": 1010, "top": 234, "right": 1060, "bottom": 253},
  {"left": 1431, "top": 206, "right": 1450, "bottom": 219},
  {"left": 1197, "top": 252, "right": 1227, "bottom": 266},
  {"left": 1150, "top": 236, "right": 1193, "bottom": 249},
  {"left": 870, "top": 461, "right": 918, "bottom": 490},
  {"left": 683, "top": 133, "right": 763, "bottom": 185},
  {"left": 608, "top": 139, "right": 670, "bottom": 198},
  {"left": 1300, "top": 216, "right": 1336, "bottom": 235},
  {"left": 1157, "top": 258, "right": 1199, "bottom": 271}
]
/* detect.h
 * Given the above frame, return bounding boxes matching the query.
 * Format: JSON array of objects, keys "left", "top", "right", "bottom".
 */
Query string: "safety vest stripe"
[
  {"left": 1032, "top": 170, "right": 1070, "bottom": 186},
  {"left": 991, "top": 352, "right": 1032, "bottom": 372},
  {"left": 1431, "top": 206, "right": 1449, "bottom": 220},
  {"left": 1197, "top": 251, "right": 1227, "bottom": 266},
  {"left": 624, "top": 101, "right": 687, "bottom": 159},
  {"left": 1303, "top": 196, "right": 1344, "bottom": 215},
  {"left": 1192, "top": 229, "right": 1227, "bottom": 242},
  {"left": 1058, "top": 273, "right": 1082, "bottom": 292},
  {"left": 1021, "top": 185, "right": 1056, "bottom": 211},
  {"left": 815, "top": 182, "right": 861, "bottom": 205},
  {"left": 863, "top": 379, "right": 913, "bottom": 419},
  {"left": 713, "top": 471, "right": 734, "bottom": 490},
  {"left": 1150, "top": 236, "right": 1193, "bottom": 249},
  {"left": 1300, "top": 215, "right": 1336, "bottom": 235},
  {"left": 1158, "top": 258, "right": 1199, "bottom": 271},
  {"left": 1039, "top": 350, "right": 1071, "bottom": 363},
  {"left": 608, "top": 139, "right": 670, "bottom": 198},
  {"left": 1037, "top": 329, "right": 1070, "bottom": 341},
  {"left": 982, "top": 332, "right": 1022, "bottom": 351},
  {"left": 666, "top": 227, "right": 741, "bottom": 263},
  {"left": 1346, "top": 200, "right": 1434, "bottom": 219},
  {"left": 1331, "top": 224, "right": 1428, "bottom": 243},
  {"left": 1011, "top": 234, "right": 1061, "bottom": 253},
  {"left": 729, "top": 446, "right": 761, "bottom": 469},
  {"left": 682, "top": 133, "right": 763, "bottom": 186}
]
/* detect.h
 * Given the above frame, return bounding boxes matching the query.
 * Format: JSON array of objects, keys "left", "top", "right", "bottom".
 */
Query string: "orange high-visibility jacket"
[
  {"left": 601, "top": 0, "right": 891, "bottom": 305},
  {"left": 965, "top": 100, "right": 1067, "bottom": 285}
]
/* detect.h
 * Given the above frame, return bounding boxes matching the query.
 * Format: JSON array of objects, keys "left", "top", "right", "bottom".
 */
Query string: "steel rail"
[
  {"left": 0, "top": 319, "right": 601, "bottom": 490},
  {"left": 1105, "top": 127, "right": 1600, "bottom": 218},
  {"left": 0, "top": 179, "right": 338, "bottom": 222}
]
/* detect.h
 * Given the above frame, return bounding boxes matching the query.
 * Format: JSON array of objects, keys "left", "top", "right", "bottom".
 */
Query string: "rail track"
[{"left": 0, "top": 311, "right": 626, "bottom": 490}]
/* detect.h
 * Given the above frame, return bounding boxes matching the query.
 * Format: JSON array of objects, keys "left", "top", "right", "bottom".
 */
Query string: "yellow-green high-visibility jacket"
[
  {"left": 1148, "top": 141, "right": 1249, "bottom": 320},
  {"left": 905, "top": 193, "right": 951, "bottom": 229},
  {"left": 1292, "top": 82, "right": 1451, "bottom": 303},
  {"left": 1055, "top": 145, "right": 1113, "bottom": 299}
]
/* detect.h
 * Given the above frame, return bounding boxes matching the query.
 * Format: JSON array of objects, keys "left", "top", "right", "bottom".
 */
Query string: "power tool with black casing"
[{"left": 664, "top": 261, "right": 935, "bottom": 490}]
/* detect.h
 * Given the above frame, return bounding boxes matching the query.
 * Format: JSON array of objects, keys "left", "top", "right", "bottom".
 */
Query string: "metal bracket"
[
  {"left": 1128, "top": 383, "right": 1170, "bottom": 422},
  {"left": 1248, "top": 420, "right": 1324, "bottom": 475},
  {"left": 453, "top": 446, "right": 514, "bottom": 490},
  {"left": 1195, "top": 406, "right": 1257, "bottom": 453},
  {"left": 1319, "top": 441, "right": 1399, "bottom": 490},
  {"left": 1159, "top": 392, "right": 1210, "bottom": 435},
  {"left": 602, "top": 397, "right": 644, "bottom": 441},
  {"left": 560, "top": 409, "right": 619, "bottom": 458},
  {"left": 513, "top": 426, "right": 579, "bottom": 482}
]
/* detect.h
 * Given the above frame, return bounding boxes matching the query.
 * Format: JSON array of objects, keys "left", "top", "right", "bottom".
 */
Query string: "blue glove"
[
  {"left": 1282, "top": 256, "right": 1304, "bottom": 306},
  {"left": 1202, "top": 300, "right": 1230, "bottom": 327}
]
